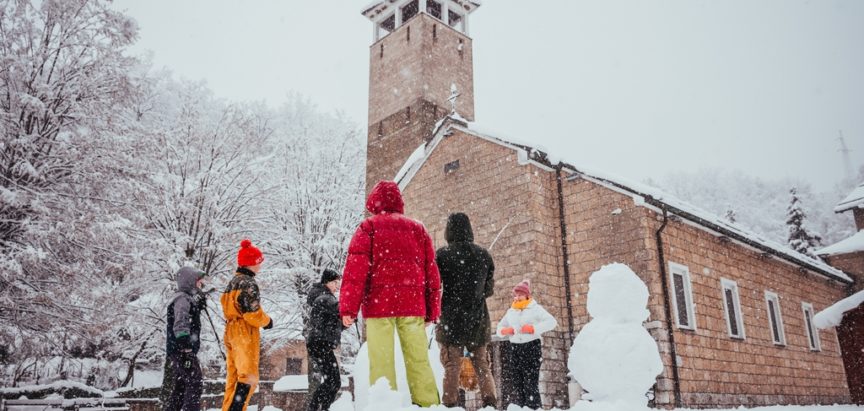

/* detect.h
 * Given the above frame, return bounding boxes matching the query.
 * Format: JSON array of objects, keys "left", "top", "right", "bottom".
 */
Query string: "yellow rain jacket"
[{"left": 220, "top": 268, "right": 271, "bottom": 411}]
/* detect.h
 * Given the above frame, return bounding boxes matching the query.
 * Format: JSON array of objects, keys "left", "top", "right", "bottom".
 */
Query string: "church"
[{"left": 361, "top": 1, "right": 856, "bottom": 408}]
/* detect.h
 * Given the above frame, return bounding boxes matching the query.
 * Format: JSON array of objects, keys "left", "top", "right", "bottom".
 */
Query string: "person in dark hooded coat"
[
  {"left": 164, "top": 266, "right": 208, "bottom": 411},
  {"left": 304, "top": 269, "right": 344, "bottom": 411},
  {"left": 434, "top": 213, "right": 497, "bottom": 408}
]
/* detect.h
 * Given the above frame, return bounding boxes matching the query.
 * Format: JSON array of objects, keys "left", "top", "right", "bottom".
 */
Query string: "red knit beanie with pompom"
[
  {"left": 237, "top": 239, "right": 264, "bottom": 267},
  {"left": 513, "top": 279, "right": 531, "bottom": 298}
]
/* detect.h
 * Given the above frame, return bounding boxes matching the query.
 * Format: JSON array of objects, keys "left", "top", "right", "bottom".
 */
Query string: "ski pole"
[{"left": 204, "top": 305, "right": 227, "bottom": 361}]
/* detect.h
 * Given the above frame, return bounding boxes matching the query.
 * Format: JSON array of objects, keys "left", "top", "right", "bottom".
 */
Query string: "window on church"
[
  {"left": 402, "top": 0, "right": 419, "bottom": 23},
  {"left": 285, "top": 357, "right": 303, "bottom": 375},
  {"left": 427, "top": 0, "right": 442, "bottom": 19},
  {"left": 802, "top": 302, "right": 821, "bottom": 351},
  {"left": 444, "top": 160, "right": 460, "bottom": 174},
  {"left": 378, "top": 14, "right": 396, "bottom": 38},
  {"left": 720, "top": 279, "right": 745, "bottom": 339},
  {"left": 669, "top": 263, "right": 696, "bottom": 330},
  {"left": 765, "top": 291, "right": 786, "bottom": 346},
  {"left": 448, "top": 10, "right": 464, "bottom": 31}
]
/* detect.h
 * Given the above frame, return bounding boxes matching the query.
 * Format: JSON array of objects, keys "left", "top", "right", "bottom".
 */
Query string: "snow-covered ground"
[{"left": 339, "top": 263, "right": 863, "bottom": 411}]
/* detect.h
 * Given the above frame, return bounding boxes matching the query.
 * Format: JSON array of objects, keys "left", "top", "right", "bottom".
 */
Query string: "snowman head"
[{"left": 586, "top": 263, "right": 650, "bottom": 323}]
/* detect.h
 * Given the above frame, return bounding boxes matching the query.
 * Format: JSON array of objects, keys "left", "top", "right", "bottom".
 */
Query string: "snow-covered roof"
[
  {"left": 814, "top": 289, "right": 864, "bottom": 329},
  {"left": 817, "top": 230, "right": 864, "bottom": 256},
  {"left": 396, "top": 116, "right": 852, "bottom": 284},
  {"left": 835, "top": 181, "right": 864, "bottom": 213}
]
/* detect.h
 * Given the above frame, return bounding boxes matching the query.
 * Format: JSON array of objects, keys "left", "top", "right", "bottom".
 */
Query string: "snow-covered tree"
[
  {"left": 652, "top": 168, "right": 855, "bottom": 249},
  {"left": 0, "top": 0, "right": 367, "bottom": 388},
  {"left": 786, "top": 187, "right": 822, "bottom": 257},
  {"left": 255, "top": 95, "right": 365, "bottom": 357},
  {"left": 0, "top": 0, "right": 151, "bottom": 386}
]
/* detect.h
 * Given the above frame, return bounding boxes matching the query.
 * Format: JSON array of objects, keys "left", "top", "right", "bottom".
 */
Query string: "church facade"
[{"left": 361, "top": 1, "right": 854, "bottom": 408}]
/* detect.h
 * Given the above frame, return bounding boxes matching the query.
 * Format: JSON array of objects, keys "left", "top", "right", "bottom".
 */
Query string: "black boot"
[{"left": 228, "top": 383, "right": 252, "bottom": 411}]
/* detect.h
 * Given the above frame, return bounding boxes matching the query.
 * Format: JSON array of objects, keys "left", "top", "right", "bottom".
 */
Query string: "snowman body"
[{"left": 569, "top": 263, "right": 664, "bottom": 406}]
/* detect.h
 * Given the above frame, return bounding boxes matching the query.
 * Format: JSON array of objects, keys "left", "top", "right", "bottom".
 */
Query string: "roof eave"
[
  {"left": 565, "top": 170, "right": 851, "bottom": 284},
  {"left": 400, "top": 122, "right": 851, "bottom": 285}
]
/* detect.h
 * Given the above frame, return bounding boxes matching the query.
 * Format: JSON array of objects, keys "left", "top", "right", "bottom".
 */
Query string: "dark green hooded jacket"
[
  {"left": 434, "top": 213, "right": 495, "bottom": 349},
  {"left": 166, "top": 267, "right": 205, "bottom": 356}
]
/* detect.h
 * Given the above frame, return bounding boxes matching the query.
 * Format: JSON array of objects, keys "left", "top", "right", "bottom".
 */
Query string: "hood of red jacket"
[{"left": 366, "top": 181, "right": 404, "bottom": 214}]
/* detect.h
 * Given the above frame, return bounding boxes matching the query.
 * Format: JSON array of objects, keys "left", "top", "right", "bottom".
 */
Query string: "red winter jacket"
[{"left": 339, "top": 181, "right": 442, "bottom": 322}]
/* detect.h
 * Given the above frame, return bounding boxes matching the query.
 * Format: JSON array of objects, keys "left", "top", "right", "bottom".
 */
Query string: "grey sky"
[{"left": 113, "top": 0, "right": 863, "bottom": 190}]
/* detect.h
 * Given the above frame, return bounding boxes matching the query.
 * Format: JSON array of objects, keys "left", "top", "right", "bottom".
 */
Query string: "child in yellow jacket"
[{"left": 220, "top": 239, "right": 273, "bottom": 411}]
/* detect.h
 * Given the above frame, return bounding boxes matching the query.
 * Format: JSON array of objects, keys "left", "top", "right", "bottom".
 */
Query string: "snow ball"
[{"left": 585, "top": 263, "right": 649, "bottom": 323}]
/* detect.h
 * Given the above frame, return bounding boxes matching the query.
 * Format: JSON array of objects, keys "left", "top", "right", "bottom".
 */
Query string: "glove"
[
  {"left": 264, "top": 319, "right": 273, "bottom": 330},
  {"left": 194, "top": 292, "right": 207, "bottom": 309},
  {"left": 500, "top": 327, "right": 515, "bottom": 336},
  {"left": 521, "top": 324, "right": 535, "bottom": 334},
  {"left": 176, "top": 334, "right": 192, "bottom": 350},
  {"left": 179, "top": 350, "right": 195, "bottom": 369}
]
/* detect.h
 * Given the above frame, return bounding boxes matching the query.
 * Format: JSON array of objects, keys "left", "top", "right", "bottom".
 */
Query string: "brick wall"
[
  {"left": 388, "top": 124, "right": 853, "bottom": 409},
  {"left": 555, "top": 175, "right": 852, "bottom": 408},
  {"left": 824, "top": 251, "right": 864, "bottom": 293},
  {"left": 368, "top": 14, "right": 474, "bottom": 125},
  {"left": 366, "top": 99, "right": 441, "bottom": 194},
  {"left": 648, "top": 210, "right": 851, "bottom": 408},
  {"left": 400, "top": 129, "right": 570, "bottom": 408},
  {"left": 366, "top": 14, "right": 475, "bottom": 193},
  {"left": 558, "top": 177, "right": 672, "bottom": 405},
  {"left": 261, "top": 342, "right": 308, "bottom": 380}
]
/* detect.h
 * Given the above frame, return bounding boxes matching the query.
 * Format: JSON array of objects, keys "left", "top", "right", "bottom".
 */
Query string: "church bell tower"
[{"left": 362, "top": 0, "right": 480, "bottom": 194}]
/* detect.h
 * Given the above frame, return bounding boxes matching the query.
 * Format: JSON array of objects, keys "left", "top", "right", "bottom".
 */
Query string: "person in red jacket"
[{"left": 340, "top": 180, "right": 442, "bottom": 407}]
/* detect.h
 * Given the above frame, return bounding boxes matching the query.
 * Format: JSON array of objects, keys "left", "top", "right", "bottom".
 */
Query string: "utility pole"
[{"left": 837, "top": 130, "right": 854, "bottom": 179}]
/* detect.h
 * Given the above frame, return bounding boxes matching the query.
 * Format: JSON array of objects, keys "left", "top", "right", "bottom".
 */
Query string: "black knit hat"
[{"left": 320, "top": 268, "right": 341, "bottom": 284}]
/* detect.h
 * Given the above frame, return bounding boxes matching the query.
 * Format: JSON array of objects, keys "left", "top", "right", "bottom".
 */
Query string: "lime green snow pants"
[{"left": 366, "top": 317, "right": 440, "bottom": 407}]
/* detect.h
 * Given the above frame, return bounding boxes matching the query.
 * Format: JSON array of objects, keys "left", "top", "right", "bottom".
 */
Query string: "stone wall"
[
  {"left": 824, "top": 251, "right": 864, "bottom": 293},
  {"left": 646, "top": 208, "right": 851, "bottom": 408},
  {"left": 400, "top": 129, "right": 570, "bottom": 408},
  {"left": 366, "top": 13, "right": 475, "bottom": 193}
]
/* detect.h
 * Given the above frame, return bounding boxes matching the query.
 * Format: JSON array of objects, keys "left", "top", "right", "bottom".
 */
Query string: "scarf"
[{"left": 511, "top": 298, "right": 532, "bottom": 310}]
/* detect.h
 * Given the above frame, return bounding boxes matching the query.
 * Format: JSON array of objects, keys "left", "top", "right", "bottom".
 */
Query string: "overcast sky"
[{"left": 112, "top": 0, "right": 863, "bottom": 190}]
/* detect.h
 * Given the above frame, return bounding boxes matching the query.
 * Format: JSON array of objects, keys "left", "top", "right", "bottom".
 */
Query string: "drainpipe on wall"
[
  {"left": 655, "top": 207, "right": 682, "bottom": 408},
  {"left": 556, "top": 166, "right": 576, "bottom": 344}
]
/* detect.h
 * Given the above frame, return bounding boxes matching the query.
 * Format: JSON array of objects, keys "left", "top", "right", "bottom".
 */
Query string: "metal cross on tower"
[{"left": 448, "top": 83, "right": 460, "bottom": 114}]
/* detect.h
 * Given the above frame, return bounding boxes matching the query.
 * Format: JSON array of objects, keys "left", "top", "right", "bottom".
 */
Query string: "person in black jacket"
[
  {"left": 304, "top": 269, "right": 345, "bottom": 411},
  {"left": 164, "top": 266, "right": 208, "bottom": 411},
  {"left": 434, "top": 213, "right": 497, "bottom": 408}
]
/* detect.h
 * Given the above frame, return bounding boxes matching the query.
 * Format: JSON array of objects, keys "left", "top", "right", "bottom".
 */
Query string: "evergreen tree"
[{"left": 786, "top": 187, "right": 822, "bottom": 257}]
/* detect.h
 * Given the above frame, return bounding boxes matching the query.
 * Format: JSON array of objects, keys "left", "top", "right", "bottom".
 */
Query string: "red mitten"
[
  {"left": 521, "top": 324, "right": 535, "bottom": 334},
  {"left": 500, "top": 327, "right": 515, "bottom": 336}
]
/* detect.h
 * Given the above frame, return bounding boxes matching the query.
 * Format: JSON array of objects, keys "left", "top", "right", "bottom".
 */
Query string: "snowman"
[{"left": 568, "top": 263, "right": 663, "bottom": 407}]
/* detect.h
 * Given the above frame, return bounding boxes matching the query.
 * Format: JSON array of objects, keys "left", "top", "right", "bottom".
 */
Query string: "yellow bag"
[{"left": 459, "top": 356, "right": 479, "bottom": 391}]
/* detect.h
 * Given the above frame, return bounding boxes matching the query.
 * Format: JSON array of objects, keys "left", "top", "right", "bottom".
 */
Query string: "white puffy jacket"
[{"left": 495, "top": 299, "right": 558, "bottom": 344}]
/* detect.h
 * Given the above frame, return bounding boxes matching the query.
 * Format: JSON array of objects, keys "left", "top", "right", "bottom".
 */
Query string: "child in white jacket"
[{"left": 496, "top": 279, "right": 557, "bottom": 409}]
